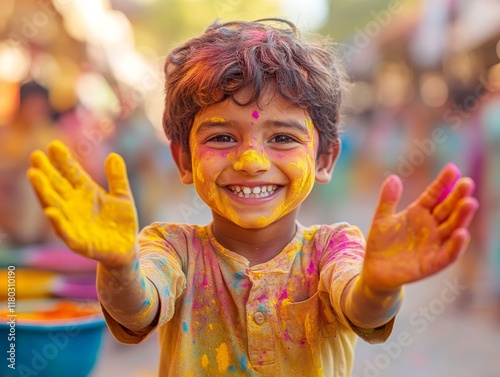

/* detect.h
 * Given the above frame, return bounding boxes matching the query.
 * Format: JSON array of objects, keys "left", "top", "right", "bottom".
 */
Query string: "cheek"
[
  {"left": 191, "top": 146, "right": 223, "bottom": 184},
  {"left": 283, "top": 144, "right": 316, "bottom": 178},
  {"left": 190, "top": 152, "right": 206, "bottom": 184},
  {"left": 288, "top": 154, "right": 315, "bottom": 189}
]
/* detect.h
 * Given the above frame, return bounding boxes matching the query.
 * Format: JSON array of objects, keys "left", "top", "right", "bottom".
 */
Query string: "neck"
[{"left": 211, "top": 210, "right": 299, "bottom": 267}]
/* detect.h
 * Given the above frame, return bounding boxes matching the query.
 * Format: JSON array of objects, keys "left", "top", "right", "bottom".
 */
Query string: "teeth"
[{"left": 227, "top": 185, "right": 277, "bottom": 198}]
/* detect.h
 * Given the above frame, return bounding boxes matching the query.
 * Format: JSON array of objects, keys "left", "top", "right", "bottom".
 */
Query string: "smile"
[{"left": 226, "top": 184, "right": 279, "bottom": 198}]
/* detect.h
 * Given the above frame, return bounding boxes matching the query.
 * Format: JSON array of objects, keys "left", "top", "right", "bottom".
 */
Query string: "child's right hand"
[{"left": 27, "top": 141, "right": 138, "bottom": 268}]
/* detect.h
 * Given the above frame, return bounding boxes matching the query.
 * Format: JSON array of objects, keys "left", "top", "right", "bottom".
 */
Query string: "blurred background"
[{"left": 0, "top": 0, "right": 499, "bottom": 376}]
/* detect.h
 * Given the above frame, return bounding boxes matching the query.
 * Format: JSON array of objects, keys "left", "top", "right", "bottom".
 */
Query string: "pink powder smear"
[{"left": 251, "top": 111, "right": 259, "bottom": 119}]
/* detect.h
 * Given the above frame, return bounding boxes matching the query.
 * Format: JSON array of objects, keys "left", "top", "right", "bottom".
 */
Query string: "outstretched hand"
[
  {"left": 27, "top": 141, "right": 138, "bottom": 268},
  {"left": 363, "top": 164, "right": 478, "bottom": 291}
]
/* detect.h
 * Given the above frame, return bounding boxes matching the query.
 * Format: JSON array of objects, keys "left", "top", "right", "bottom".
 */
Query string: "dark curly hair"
[{"left": 163, "top": 18, "right": 347, "bottom": 157}]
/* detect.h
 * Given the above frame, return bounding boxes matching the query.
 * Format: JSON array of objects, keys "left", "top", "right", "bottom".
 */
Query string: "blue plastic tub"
[{"left": 0, "top": 299, "right": 106, "bottom": 377}]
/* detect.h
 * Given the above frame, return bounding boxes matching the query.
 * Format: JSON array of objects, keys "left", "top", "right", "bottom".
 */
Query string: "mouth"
[{"left": 225, "top": 184, "right": 281, "bottom": 199}]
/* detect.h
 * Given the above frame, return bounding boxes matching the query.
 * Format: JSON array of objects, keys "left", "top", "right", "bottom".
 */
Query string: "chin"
[{"left": 232, "top": 217, "right": 274, "bottom": 229}]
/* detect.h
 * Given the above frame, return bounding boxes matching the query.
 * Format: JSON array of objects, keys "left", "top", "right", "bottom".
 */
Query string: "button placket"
[{"left": 246, "top": 273, "right": 276, "bottom": 366}]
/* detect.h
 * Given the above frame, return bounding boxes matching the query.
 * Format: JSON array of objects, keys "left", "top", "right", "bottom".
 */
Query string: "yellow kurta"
[{"left": 102, "top": 222, "right": 394, "bottom": 376}]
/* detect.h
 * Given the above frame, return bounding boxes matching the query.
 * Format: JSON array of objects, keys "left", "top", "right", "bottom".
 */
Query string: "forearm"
[
  {"left": 342, "top": 274, "right": 403, "bottom": 329},
  {"left": 96, "top": 254, "right": 159, "bottom": 332}
]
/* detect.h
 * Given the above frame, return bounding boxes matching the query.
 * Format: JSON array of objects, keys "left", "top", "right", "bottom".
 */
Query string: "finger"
[
  {"left": 30, "top": 150, "right": 74, "bottom": 198},
  {"left": 104, "top": 153, "right": 133, "bottom": 198},
  {"left": 44, "top": 207, "right": 80, "bottom": 252},
  {"left": 438, "top": 198, "right": 478, "bottom": 241},
  {"left": 417, "top": 163, "right": 461, "bottom": 210},
  {"left": 374, "top": 175, "right": 403, "bottom": 217},
  {"left": 27, "top": 168, "right": 65, "bottom": 210},
  {"left": 433, "top": 177, "right": 475, "bottom": 222},
  {"left": 435, "top": 228, "right": 470, "bottom": 269},
  {"left": 47, "top": 140, "right": 94, "bottom": 189}
]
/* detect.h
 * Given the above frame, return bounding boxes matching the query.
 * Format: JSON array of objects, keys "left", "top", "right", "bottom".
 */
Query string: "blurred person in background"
[
  {"left": 0, "top": 81, "right": 62, "bottom": 245},
  {"left": 472, "top": 64, "right": 500, "bottom": 310},
  {"left": 436, "top": 63, "right": 500, "bottom": 312},
  {"left": 110, "top": 88, "right": 181, "bottom": 228}
]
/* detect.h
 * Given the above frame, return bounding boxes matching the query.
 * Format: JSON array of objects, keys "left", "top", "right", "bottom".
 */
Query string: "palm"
[
  {"left": 28, "top": 141, "right": 138, "bottom": 267},
  {"left": 366, "top": 204, "right": 442, "bottom": 288},
  {"left": 362, "top": 165, "right": 478, "bottom": 291},
  {"left": 58, "top": 184, "right": 137, "bottom": 264}
]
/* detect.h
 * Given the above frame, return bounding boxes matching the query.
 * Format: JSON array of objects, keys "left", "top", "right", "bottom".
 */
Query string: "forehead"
[{"left": 193, "top": 87, "right": 307, "bottom": 123}]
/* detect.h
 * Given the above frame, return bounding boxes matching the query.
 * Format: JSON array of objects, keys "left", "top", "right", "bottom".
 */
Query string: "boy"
[{"left": 27, "top": 19, "right": 478, "bottom": 376}]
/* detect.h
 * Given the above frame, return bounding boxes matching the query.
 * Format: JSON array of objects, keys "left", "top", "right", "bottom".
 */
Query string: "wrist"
[
  {"left": 343, "top": 274, "right": 404, "bottom": 329},
  {"left": 356, "top": 273, "right": 403, "bottom": 299}
]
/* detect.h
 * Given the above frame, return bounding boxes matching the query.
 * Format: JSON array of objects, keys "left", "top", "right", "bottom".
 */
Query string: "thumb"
[
  {"left": 105, "top": 153, "right": 133, "bottom": 199},
  {"left": 374, "top": 175, "right": 403, "bottom": 217}
]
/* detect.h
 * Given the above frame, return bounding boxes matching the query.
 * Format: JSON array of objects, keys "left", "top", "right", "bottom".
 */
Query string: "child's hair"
[{"left": 163, "top": 18, "right": 347, "bottom": 157}]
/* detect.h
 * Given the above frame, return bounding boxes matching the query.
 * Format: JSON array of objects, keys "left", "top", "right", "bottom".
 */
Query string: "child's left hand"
[{"left": 362, "top": 163, "right": 478, "bottom": 292}]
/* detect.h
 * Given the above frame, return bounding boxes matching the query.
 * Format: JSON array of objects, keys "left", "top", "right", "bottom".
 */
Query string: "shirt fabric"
[{"left": 102, "top": 221, "right": 394, "bottom": 376}]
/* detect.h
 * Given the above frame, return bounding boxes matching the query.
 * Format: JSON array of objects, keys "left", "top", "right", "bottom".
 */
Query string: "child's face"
[{"left": 177, "top": 88, "right": 336, "bottom": 229}]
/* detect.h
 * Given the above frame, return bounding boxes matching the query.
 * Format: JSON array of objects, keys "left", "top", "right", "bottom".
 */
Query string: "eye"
[
  {"left": 207, "top": 134, "right": 236, "bottom": 143},
  {"left": 270, "top": 134, "right": 299, "bottom": 143}
]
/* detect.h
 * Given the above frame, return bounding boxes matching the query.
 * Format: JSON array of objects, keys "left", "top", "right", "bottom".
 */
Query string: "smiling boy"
[{"left": 27, "top": 19, "right": 478, "bottom": 376}]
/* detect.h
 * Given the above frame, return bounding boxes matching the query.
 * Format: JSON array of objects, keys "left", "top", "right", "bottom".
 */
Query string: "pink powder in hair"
[{"left": 251, "top": 111, "right": 259, "bottom": 119}]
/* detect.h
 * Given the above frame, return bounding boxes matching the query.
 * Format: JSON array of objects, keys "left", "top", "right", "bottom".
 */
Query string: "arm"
[
  {"left": 27, "top": 141, "right": 158, "bottom": 331},
  {"left": 342, "top": 163, "right": 478, "bottom": 329}
]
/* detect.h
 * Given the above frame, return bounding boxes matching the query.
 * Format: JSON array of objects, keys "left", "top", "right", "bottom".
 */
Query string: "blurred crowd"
[{"left": 0, "top": 0, "right": 499, "bottom": 316}]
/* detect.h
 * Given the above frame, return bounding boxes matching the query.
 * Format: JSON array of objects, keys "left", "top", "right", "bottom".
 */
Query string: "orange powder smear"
[
  {"left": 215, "top": 342, "right": 230, "bottom": 372},
  {"left": 0, "top": 301, "right": 99, "bottom": 321},
  {"left": 201, "top": 354, "right": 209, "bottom": 369}
]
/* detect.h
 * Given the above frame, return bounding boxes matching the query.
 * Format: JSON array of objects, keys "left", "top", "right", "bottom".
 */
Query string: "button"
[{"left": 253, "top": 311, "right": 265, "bottom": 325}]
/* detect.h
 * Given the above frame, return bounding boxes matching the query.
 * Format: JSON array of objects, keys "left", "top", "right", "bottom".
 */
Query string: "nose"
[{"left": 233, "top": 149, "right": 270, "bottom": 174}]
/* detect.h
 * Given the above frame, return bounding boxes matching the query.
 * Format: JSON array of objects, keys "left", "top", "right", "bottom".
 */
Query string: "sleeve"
[
  {"left": 317, "top": 222, "right": 395, "bottom": 344},
  {"left": 101, "top": 223, "right": 187, "bottom": 344}
]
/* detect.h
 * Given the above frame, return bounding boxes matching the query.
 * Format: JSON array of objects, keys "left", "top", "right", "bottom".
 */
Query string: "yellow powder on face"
[
  {"left": 195, "top": 165, "right": 205, "bottom": 183},
  {"left": 201, "top": 354, "right": 209, "bottom": 369},
  {"left": 189, "top": 114, "right": 319, "bottom": 229},
  {"left": 215, "top": 342, "right": 230, "bottom": 372},
  {"left": 207, "top": 116, "right": 226, "bottom": 123},
  {"left": 232, "top": 149, "right": 270, "bottom": 171}
]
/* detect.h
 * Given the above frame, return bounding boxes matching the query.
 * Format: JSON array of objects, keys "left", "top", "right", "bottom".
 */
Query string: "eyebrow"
[
  {"left": 195, "top": 117, "right": 232, "bottom": 134},
  {"left": 264, "top": 119, "right": 309, "bottom": 134},
  {"left": 195, "top": 117, "right": 310, "bottom": 135}
]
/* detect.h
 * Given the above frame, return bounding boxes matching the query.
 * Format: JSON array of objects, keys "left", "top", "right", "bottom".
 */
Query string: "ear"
[
  {"left": 170, "top": 143, "right": 193, "bottom": 184},
  {"left": 315, "top": 139, "right": 341, "bottom": 184}
]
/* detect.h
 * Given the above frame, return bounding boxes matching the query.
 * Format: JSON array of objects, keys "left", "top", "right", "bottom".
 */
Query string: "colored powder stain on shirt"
[
  {"left": 202, "top": 275, "right": 210, "bottom": 288},
  {"left": 233, "top": 271, "right": 245, "bottom": 288},
  {"left": 257, "top": 303, "right": 268, "bottom": 314},
  {"left": 228, "top": 365, "right": 236, "bottom": 372},
  {"left": 251, "top": 110, "right": 259, "bottom": 119},
  {"left": 239, "top": 355, "right": 248, "bottom": 372},
  {"left": 307, "top": 259, "right": 315, "bottom": 274},
  {"left": 279, "top": 289, "right": 288, "bottom": 300},
  {"left": 201, "top": 354, "right": 209, "bottom": 369},
  {"left": 182, "top": 321, "right": 188, "bottom": 332},
  {"left": 215, "top": 342, "right": 230, "bottom": 372}
]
